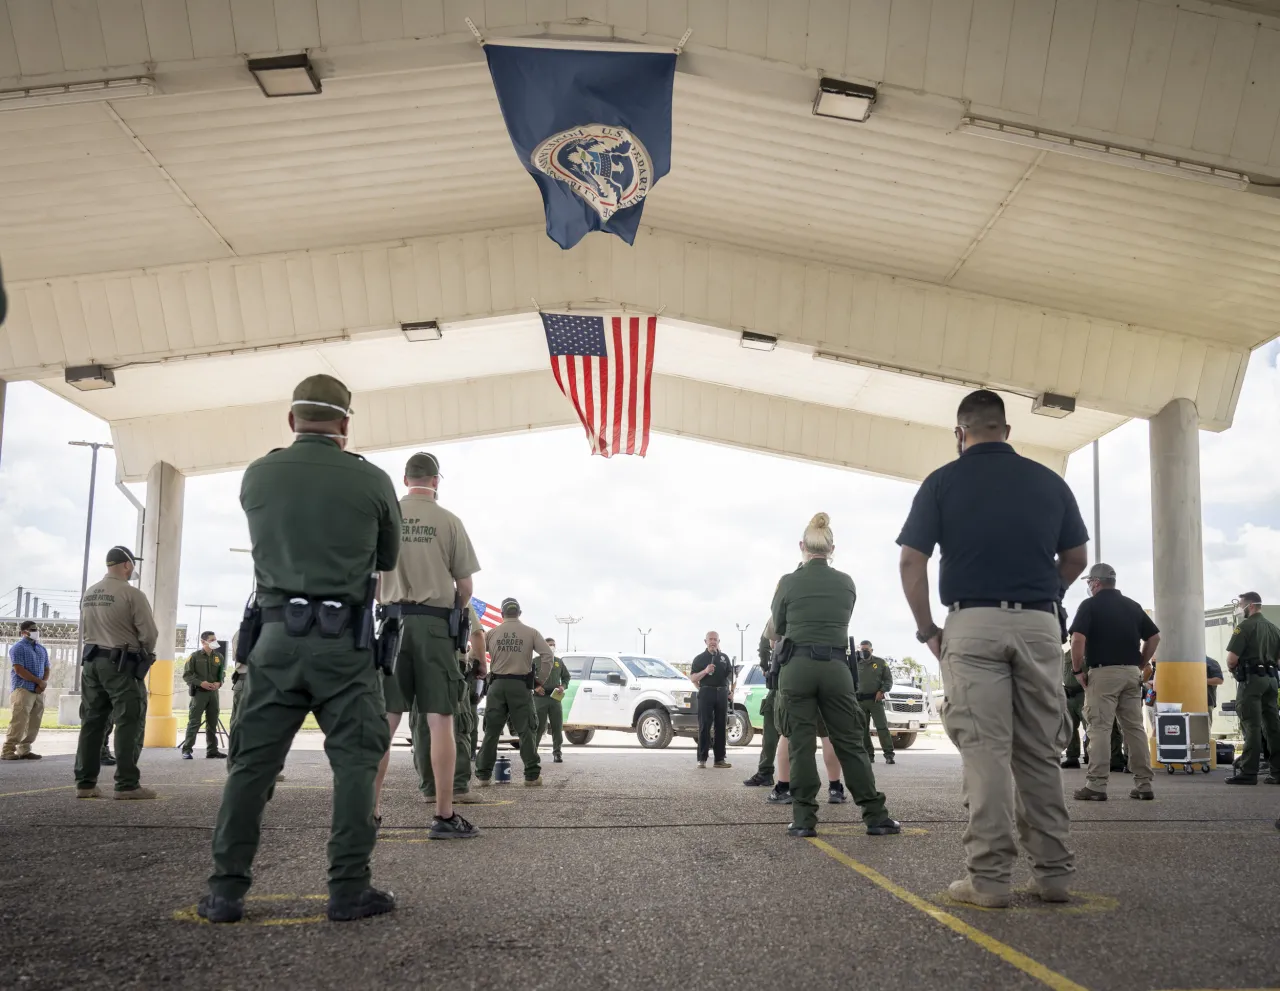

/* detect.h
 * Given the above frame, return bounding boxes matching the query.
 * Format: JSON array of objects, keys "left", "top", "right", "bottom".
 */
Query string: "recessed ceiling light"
[{"left": 247, "top": 54, "right": 321, "bottom": 98}]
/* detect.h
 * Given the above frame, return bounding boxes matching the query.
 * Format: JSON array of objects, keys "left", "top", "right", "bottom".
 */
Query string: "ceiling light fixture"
[
  {"left": 402, "top": 320, "right": 442, "bottom": 342},
  {"left": 65, "top": 364, "right": 116, "bottom": 391},
  {"left": 958, "top": 116, "right": 1249, "bottom": 191},
  {"left": 812, "top": 78, "right": 878, "bottom": 123},
  {"left": 740, "top": 331, "right": 778, "bottom": 351},
  {"left": 0, "top": 77, "right": 155, "bottom": 113},
  {"left": 247, "top": 54, "right": 322, "bottom": 98},
  {"left": 1031, "top": 392, "right": 1076, "bottom": 418}
]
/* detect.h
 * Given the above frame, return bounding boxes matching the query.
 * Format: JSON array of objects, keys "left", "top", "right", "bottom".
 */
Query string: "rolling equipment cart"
[{"left": 1156, "top": 712, "right": 1212, "bottom": 774}]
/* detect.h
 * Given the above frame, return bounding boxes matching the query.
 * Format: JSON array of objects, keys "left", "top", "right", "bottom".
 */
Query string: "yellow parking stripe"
[{"left": 808, "top": 838, "right": 1089, "bottom": 991}]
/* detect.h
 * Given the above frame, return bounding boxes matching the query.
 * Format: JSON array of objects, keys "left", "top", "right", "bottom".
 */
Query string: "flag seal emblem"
[{"left": 531, "top": 123, "right": 653, "bottom": 221}]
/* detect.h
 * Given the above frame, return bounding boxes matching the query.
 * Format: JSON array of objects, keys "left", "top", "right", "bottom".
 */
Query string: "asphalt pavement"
[{"left": 1, "top": 732, "right": 1276, "bottom": 991}]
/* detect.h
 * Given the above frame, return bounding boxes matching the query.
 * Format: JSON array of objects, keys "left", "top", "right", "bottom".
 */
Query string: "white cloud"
[{"left": 5, "top": 346, "right": 1280, "bottom": 666}]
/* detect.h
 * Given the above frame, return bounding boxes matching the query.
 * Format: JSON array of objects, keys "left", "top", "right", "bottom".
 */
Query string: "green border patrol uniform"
[
  {"left": 206, "top": 375, "right": 401, "bottom": 917},
  {"left": 855, "top": 649, "right": 896, "bottom": 761},
  {"left": 1226, "top": 608, "right": 1280, "bottom": 782},
  {"left": 476, "top": 602, "right": 553, "bottom": 784},
  {"left": 73, "top": 547, "right": 158, "bottom": 796},
  {"left": 771, "top": 558, "right": 896, "bottom": 834},
  {"left": 416, "top": 601, "right": 483, "bottom": 798},
  {"left": 535, "top": 651, "right": 571, "bottom": 759},
  {"left": 181, "top": 641, "right": 226, "bottom": 756}
]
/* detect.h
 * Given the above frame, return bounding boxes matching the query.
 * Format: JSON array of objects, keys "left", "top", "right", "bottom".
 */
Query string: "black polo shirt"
[
  {"left": 1068, "top": 589, "right": 1158, "bottom": 667},
  {"left": 691, "top": 650, "right": 731, "bottom": 689},
  {"left": 897, "top": 442, "right": 1088, "bottom": 605}
]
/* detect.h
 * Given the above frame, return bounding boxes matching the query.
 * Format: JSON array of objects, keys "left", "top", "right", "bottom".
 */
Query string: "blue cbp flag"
[{"left": 483, "top": 42, "right": 676, "bottom": 249}]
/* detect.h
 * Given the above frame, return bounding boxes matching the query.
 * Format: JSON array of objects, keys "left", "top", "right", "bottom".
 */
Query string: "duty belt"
[
  {"left": 792, "top": 645, "right": 848, "bottom": 660},
  {"left": 491, "top": 672, "right": 532, "bottom": 681},
  {"left": 82, "top": 645, "right": 122, "bottom": 663},
  {"left": 949, "top": 600, "right": 1056, "bottom": 614},
  {"left": 398, "top": 603, "right": 453, "bottom": 619},
  {"left": 856, "top": 692, "right": 878, "bottom": 701}
]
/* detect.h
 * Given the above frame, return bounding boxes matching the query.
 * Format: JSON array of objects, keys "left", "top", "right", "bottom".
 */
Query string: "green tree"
[{"left": 894, "top": 655, "right": 925, "bottom": 685}]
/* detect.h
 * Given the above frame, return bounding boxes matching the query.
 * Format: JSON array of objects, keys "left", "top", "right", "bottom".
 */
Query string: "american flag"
[
  {"left": 469, "top": 597, "right": 503, "bottom": 630},
  {"left": 541, "top": 312, "right": 656, "bottom": 457}
]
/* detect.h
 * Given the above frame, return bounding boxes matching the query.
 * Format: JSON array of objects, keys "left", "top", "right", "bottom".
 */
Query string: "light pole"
[
  {"left": 736, "top": 622, "right": 750, "bottom": 669},
  {"left": 638, "top": 627, "right": 651, "bottom": 652},
  {"left": 555, "top": 615, "right": 583, "bottom": 653},
  {"left": 1092, "top": 439, "right": 1102, "bottom": 564},
  {"left": 70, "top": 440, "right": 113, "bottom": 692},
  {"left": 186, "top": 603, "right": 217, "bottom": 636}
]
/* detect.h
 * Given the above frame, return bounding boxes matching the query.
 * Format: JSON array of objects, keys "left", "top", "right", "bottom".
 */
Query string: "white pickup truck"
[{"left": 477, "top": 651, "right": 699, "bottom": 749}]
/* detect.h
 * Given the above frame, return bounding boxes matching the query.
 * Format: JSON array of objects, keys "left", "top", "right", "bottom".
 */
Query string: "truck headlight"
[{"left": 671, "top": 691, "right": 693, "bottom": 707}]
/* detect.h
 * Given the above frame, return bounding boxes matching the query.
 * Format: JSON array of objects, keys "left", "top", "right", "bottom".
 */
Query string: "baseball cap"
[
  {"left": 1084, "top": 563, "right": 1117, "bottom": 583},
  {"left": 500, "top": 597, "right": 520, "bottom": 615},
  {"left": 106, "top": 545, "right": 141, "bottom": 566},
  {"left": 291, "top": 374, "right": 352, "bottom": 422},
  {"left": 406, "top": 452, "right": 441, "bottom": 478}
]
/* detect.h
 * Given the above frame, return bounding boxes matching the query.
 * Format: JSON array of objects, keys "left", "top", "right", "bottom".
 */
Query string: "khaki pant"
[
  {"left": 3, "top": 687, "right": 44, "bottom": 757},
  {"left": 1083, "top": 665, "right": 1152, "bottom": 792},
  {"left": 940, "top": 607, "right": 1074, "bottom": 893}
]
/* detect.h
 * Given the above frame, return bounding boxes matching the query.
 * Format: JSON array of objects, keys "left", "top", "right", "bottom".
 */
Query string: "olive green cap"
[
  {"left": 291, "top": 374, "right": 352, "bottom": 421},
  {"left": 406, "top": 452, "right": 441, "bottom": 478}
]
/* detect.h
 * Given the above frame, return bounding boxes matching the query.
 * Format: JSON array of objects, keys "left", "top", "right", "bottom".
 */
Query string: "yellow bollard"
[
  {"left": 1149, "top": 660, "right": 1212, "bottom": 769},
  {"left": 143, "top": 658, "right": 178, "bottom": 748}
]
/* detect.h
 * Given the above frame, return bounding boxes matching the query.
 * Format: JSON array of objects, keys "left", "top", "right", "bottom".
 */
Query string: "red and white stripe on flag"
[{"left": 547, "top": 315, "right": 656, "bottom": 457}]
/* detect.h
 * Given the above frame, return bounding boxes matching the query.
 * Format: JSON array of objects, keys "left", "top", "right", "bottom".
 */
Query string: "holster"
[
  {"left": 525, "top": 670, "right": 537, "bottom": 690},
  {"left": 451, "top": 600, "right": 471, "bottom": 654},
  {"left": 1056, "top": 600, "right": 1069, "bottom": 644},
  {"left": 236, "top": 596, "right": 262, "bottom": 664},
  {"left": 374, "top": 604, "right": 403, "bottom": 677},
  {"left": 767, "top": 638, "right": 794, "bottom": 688}
]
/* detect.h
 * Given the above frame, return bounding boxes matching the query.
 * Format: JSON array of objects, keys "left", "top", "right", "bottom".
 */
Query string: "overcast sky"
[{"left": 3, "top": 341, "right": 1278, "bottom": 670}]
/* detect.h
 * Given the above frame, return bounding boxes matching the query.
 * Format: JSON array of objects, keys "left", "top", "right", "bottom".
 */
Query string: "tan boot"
[
  {"left": 524, "top": 777, "right": 542, "bottom": 787},
  {"left": 112, "top": 786, "right": 158, "bottom": 800},
  {"left": 1031, "top": 880, "right": 1071, "bottom": 903},
  {"left": 948, "top": 878, "right": 1011, "bottom": 909},
  {"left": 76, "top": 786, "right": 103, "bottom": 799}
]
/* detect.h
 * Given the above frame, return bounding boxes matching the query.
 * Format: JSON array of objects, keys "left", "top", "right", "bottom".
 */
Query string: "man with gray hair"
[{"left": 1068, "top": 563, "right": 1158, "bottom": 801}]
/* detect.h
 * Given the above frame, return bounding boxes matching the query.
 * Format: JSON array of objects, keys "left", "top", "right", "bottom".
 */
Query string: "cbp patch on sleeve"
[{"left": 1234, "top": 627, "right": 1242, "bottom": 635}]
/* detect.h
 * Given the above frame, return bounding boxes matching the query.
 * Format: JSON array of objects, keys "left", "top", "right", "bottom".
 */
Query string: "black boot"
[
  {"left": 197, "top": 894, "right": 245, "bottom": 924},
  {"left": 327, "top": 887, "right": 397, "bottom": 922},
  {"left": 743, "top": 771, "right": 773, "bottom": 787}
]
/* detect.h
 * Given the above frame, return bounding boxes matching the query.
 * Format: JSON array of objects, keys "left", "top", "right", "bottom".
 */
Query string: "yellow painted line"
[
  {"left": 172, "top": 894, "right": 327, "bottom": 926},
  {"left": 0, "top": 785, "right": 75, "bottom": 799},
  {"left": 808, "top": 838, "right": 1089, "bottom": 991},
  {"left": 931, "top": 889, "right": 1119, "bottom": 916}
]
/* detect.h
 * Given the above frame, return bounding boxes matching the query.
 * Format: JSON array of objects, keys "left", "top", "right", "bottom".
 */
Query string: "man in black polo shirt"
[
  {"left": 1068, "top": 564, "right": 1158, "bottom": 801},
  {"left": 690, "top": 631, "right": 733, "bottom": 769},
  {"left": 898, "top": 390, "right": 1088, "bottom": 909}
]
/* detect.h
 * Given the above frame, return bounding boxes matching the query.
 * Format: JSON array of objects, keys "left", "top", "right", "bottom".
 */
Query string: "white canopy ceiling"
[{"left": 1, "top": 0, "right": 1276, "bottom": 482}]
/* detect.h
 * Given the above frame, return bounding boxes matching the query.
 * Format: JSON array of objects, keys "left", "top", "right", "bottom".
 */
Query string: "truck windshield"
[{"left": 620, "top": 656, "right": 682, "bottom": 679}]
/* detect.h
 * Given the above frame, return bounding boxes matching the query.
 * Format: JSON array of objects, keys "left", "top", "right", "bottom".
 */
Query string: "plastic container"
[{"left": 494, "top": 755, "right": 512, "bottom": 783}]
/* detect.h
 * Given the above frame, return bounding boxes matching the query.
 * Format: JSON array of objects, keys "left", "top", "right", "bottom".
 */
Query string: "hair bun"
[{"left": 808, "top": 512, "right": 830, "bottom": 530}]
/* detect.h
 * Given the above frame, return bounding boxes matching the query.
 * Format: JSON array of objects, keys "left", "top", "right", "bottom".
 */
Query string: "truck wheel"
[
  {"left": 636, "top": 708, "right": 674, "bottom": 749},
  {"left": 565, "top": 729, "right": 595, "bottom": 746},
  {"left": 727, "top": 709, "right": 753, "bottom": 747},
  {"left": 892, "top": 733, "right": 917, "bottom": 750}
]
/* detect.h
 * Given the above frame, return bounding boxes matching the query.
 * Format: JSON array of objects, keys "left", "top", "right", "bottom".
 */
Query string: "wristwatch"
[{"left": 915, "top": 623, "right": 942, "bottom": 643}]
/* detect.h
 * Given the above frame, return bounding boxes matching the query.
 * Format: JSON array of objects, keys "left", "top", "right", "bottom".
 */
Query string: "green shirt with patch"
[
  {"left": 770, "top": 558, "right": 856, "bottom": 648},
  {"left": 240, "top": 434, "right": 401, "bottom": 608},
  {"left": 856, "top": 653, "right": 894, "bottom": 694},
  {"left": 1226, "top": 611, "right": 1280, "bottom": 667}
]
